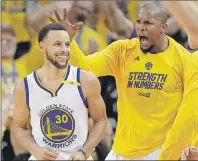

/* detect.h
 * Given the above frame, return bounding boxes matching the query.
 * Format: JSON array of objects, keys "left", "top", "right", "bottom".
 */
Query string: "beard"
[
  {"left": 46, "top": 50, "right": 68, "bottom": 69},
  {"left": 140, "top": 44, "right": 154, "bottom": 54}
]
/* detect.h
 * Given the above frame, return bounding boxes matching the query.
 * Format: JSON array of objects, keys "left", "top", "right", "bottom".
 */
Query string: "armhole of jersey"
[
  {"left": 77, "top": 68, "right": 88, "bottom": 108},
  {"left": 24, "top": 77, "right": 30, "bottom": 111}
]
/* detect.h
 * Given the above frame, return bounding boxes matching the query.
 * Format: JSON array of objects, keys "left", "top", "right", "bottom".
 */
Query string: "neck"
[
  {"left": 150, "top": 35, "right": 169, "bottom": 54},
  {"left": 40, "top": 62, "right": 67, "bottom": 80}
]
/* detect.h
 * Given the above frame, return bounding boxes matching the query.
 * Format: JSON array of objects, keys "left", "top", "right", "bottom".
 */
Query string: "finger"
[
  {"left": 47, "top": 13, "right": 57, "bottom": 23},
  {"left": 44, "top": 155, "right": 57, "bottom": 161},
  {"left": 48, "top": 148, "right": 60, "bottom": 155},
  {"left": 54, "top": 9, "right": 62, "bottom": 21},
  {"left": 74, "top": 22, "right": 83, "bottom": 30},
  {"left": 46, "top": 151, "right": 58, "bottom": 158},
  {"left": 63, "top": 8, "right": 69, "bottom": 22}
]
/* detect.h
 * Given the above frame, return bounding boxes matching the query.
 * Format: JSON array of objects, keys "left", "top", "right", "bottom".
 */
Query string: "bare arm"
[
  {"left": 13, "top": 80, "right": 38, "bottom": 153},
  {"left": 81, "top": 70, "right": 107, "bottom": 156},
  {"left": 13, "top": 80, "right": 59, "bottom": 160},
  {"left": 163, "top": 1, "right": 198, "bottom": 49}
]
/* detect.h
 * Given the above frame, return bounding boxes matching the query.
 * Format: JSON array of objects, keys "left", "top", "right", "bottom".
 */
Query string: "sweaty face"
[
  {"left": 41, "top": 30, "right": 71, "bottom": 69},
  {"left": 135, "top": 8, "right": 164, "bottom": 53}
]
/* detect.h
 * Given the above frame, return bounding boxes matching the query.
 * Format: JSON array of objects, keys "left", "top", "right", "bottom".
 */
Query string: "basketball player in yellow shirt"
[
  {"left": 156, "top": 1, "right": 198, "bottom": 160},
  {"left": 49, "top": 2, "right": 194, "bottom": 160}
]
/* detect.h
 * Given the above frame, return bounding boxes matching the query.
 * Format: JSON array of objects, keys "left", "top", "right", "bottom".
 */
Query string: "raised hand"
[{"left": 48, "top": 8, "right": 83, "bottom": 39}]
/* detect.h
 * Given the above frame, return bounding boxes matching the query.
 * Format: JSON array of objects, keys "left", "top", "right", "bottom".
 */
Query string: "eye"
[
  {"left": 144, "top": 21, "right": 153, "bottom": 25},
  {"left": 136, "top": 19, "right": 141, "bottom": 24},
  {"left": 55, "top": 42, "right": 61, "bottom": 46},
  {"left": 65, "top": 42, "right": 70, "bottom": 47}
]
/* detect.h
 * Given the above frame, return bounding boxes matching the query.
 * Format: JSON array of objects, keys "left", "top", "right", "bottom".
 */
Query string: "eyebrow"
[{"left": 53, "top": 40, "right": 70, "bottom": 43}]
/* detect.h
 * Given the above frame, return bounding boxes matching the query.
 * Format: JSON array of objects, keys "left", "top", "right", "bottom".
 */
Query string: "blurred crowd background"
[{"left": 1, "top": 0, "right": 193, "bottom": 160}]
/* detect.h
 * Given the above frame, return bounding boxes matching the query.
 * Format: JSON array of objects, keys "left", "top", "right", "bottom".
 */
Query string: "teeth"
[{"left": 57, "top": 55, "right": 66, "bottom": 59}]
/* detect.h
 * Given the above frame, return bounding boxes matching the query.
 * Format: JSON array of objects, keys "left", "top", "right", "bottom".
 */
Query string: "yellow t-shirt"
[
  {"left": 69, "top": 36, "right": 192, "bottom": 158},
  {"left": 2, "top": 1, "right": 30, "bottom": 42}
]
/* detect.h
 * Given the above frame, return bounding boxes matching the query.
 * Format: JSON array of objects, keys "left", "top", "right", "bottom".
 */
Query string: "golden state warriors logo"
[
  {"left": 145, "top": 62, "right": 153, "bottom": 70},
  {"left": 40, "top": 108, "right": 75, "bottom": 143}
]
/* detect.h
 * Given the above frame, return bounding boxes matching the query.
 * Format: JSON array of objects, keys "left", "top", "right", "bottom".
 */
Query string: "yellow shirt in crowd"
[
  {"left": 2, "top": 1, "right": 30, "bottom": 42},
  {"left": 69, "top": 36, "right": 194, "bottom": 158},
  {"left": 158, "top": 50, "right": 198, "bottom": 160}
]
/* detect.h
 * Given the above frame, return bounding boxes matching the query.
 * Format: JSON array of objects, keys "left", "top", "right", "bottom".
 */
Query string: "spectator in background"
[
  {"left": 1, "top": 23, "right": 27, "bottom": 160},
  {"left": 68, "top": 1, "right": 107, "bottom": 55},
  {"left": 93, "top": 1, "right": 134, "bottom": 42},
  {"left": 1, "top": 0, "right": 31, "bottom": 58}
]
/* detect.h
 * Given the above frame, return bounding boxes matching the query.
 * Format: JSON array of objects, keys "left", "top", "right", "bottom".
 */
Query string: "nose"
[
  {"left": 136, "top": 22, "right": 146, "bottom": 32},
  {"left": 60, "top": 45, "right": 67, "bottom": 52}
]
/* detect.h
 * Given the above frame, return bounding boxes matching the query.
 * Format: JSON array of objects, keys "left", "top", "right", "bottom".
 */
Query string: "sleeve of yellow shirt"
[
  {"left": 69, "top": 39, "right": 130, "bottom": 77},
  {"left": 183, "top": 51, "right": 198, "bottom": 97},
  {"left": 158, "top": 92, "right": 198, "bottom": 160}
]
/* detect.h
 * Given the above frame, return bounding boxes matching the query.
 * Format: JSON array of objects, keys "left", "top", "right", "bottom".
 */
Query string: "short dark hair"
[
  {"left": 38, "top": 23, "right": 67, "bottom": 43},
  {"left": 140, "top": 2, "right": 168, "bottom": 23}
]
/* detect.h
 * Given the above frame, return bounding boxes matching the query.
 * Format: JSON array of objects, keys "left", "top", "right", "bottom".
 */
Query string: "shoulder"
[
  {"left": 169, "top": 36, "right": 191, "bottom": 55},
  {"left": 107, "top": 38, "right": 139, "bottom": 54},
  {"left": 110, "top": 38, "right": 139, "bottom": 47},
  {"left": 79, "top": 69, "right": 101, "bottom": 96},
  {"left": 14, "top": 79, "right": 26, "bottom": 100},
  {"left": 80, "top": 69, "right": 100, "bottom": 88}
]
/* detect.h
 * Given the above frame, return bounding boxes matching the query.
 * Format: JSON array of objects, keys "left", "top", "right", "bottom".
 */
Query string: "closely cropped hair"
[
  {"left": 141, "top": 2, "right": 168, "bottom": 23},
  {"left": 38, "top": 23, "right": 67, "bottom": 43}
]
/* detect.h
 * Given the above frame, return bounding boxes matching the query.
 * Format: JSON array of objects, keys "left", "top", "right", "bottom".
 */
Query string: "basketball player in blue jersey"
[{"left": 13, "top": 23, "right": 107, "bottom": 160}]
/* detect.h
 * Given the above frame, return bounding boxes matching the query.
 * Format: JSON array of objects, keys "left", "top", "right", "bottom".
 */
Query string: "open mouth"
[
  {"left": 139, "top": 35, "right": 149, "bottom": 46},
  {"left": 56, "top": 55, "right": 67, "bottom": 61}
]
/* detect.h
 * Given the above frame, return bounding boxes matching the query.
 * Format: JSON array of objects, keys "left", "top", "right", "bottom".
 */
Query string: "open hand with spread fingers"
[{"left": 47, "top": 8, "right": 83, "bottom": 39}]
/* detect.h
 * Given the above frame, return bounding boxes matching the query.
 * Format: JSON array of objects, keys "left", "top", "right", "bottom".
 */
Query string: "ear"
[
  {"left": 161, "top": 23, "right": 167, "bottom": 34},
  {"left": 39, "top": 42, "right": 44, "bottom": 52}
]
